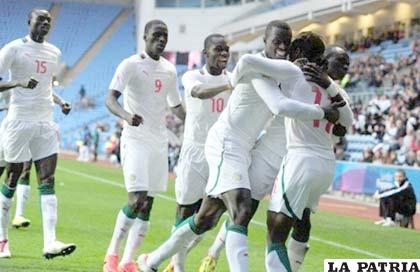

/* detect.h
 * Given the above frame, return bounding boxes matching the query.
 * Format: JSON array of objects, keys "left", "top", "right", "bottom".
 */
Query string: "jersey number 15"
[{"left": 35, "top": 60, "right": 47, "bottom": 74}]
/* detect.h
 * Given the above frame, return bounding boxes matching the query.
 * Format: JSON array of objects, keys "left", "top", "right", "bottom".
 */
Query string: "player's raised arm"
[
  {"left": 251, "top": 75, "right": 340, "bottom": 123},
  {"left": 190, "top": 82, "right": 232, "bottom": 99},
  {"left": 231, "top": 54, "right": 301, "bottom": 86}
]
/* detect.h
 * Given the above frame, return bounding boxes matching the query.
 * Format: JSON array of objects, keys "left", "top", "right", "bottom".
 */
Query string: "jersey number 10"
[
  {"left": 312, "top": 86, "right": 333, "bottom": 133},
  {"left": 211, "top": 97, "right": 224, "bottom": 113}
]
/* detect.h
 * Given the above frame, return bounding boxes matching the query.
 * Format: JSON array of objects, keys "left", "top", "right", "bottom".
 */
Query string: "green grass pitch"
[{"left": 0, "top": 159, "right": 419, "bottom": 271}]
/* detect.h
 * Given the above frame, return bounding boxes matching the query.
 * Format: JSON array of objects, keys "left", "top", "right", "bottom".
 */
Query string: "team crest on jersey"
[
  {"left": 129, "top": 174, "right": 136, "bottom": 182},
  {"left": 232, "top": 173, "right": 242, "bottom": 181}
]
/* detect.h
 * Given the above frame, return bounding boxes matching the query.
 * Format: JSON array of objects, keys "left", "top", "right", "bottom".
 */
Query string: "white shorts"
[
  {"left": 121, "top": 135, "right": 168, "bottom": 193},
  {"left": 175, "top": 142, "right": 208, "bottom": 205},
  {"left": 205, "top": 127, "right": 252, "bottom": 197},
  {"left": 0, "top": 120, "right": 6, "bottom": 167},
  {"left": 3, "top": 120, "right": 59, "bottom": 163},
  {"left": 268, "top": 150, "right": 335, "bottom": 220},
  {"left": 249, "top": 142, "right": 283, "bottom": 201}
]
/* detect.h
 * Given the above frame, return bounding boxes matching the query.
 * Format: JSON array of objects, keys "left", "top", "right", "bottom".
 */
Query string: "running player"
[
  {"left": 103, "top": 20, "right": 184, "bottom": 272},
  {"left": 10, "top": 93, "right": 71, "bottom": 230},
  {"left": 138, "top": 30, "right": 342, "bottom": 272},
  {"left": 287, "top": 45, "right": 351, "bottom": 272},
  {"left": 162, "top": 34, "right": 231, "bottom": 272},
  {"left": 199, "top": 20, "right": 292, "bottom": 272},
  {"left": 235, "top": 32, "right": 353, "bottom": 271},
  {"left": 0, "top": 9, "right": 76, "bottom": 259}
]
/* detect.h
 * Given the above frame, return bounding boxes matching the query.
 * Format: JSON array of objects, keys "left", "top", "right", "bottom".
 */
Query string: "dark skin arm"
[
  {"left": 106, "top": 89, "right": 143, "bottom": 126},
  {"left": 190, "top": 82, "right": 232, "bottom": 99},
  {"left": 52, "top": 92, "right": 71, "bottom": 115},
  {"left": 0, "top": 78, "right": 38, "bottom": 92},
  {"left": 170, "top": 103, "right": 186, "bottom": 122}
]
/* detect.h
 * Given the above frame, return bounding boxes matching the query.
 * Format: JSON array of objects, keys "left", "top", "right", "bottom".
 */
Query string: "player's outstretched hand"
[
  {"left": 61, "top": 102, "right": 72, "bottom": 115},
  {"left": 332, "top": 123, "right": 347, "bottom": 137},
  {"left": 127, "top": 114, "right": 143, "bottom": 126},
  {"left": 19, "top": 78, "right": 38, "bottom": 89},
  {"left": 302, "top": 63, "right": 331, "bottom": 89}
]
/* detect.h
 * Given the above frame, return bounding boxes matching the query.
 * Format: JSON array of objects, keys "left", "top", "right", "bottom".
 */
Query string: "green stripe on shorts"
[
  {"left": 208, "top": 142, "right": 225, "bottom": 194},
  {"left": 281, "top": 164, "right": 298, "bottom": 219}
]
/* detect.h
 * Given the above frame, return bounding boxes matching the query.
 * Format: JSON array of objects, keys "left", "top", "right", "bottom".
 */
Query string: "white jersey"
[
  {"left": 216, "top": 53, "right": 324, "bottom": 149},
  {"left": 232, "top": 54, "right": 353, "bottom": 159},
  {"left": 182, "top": 67, "right": 231, "bottom": 146},
  {"left": 0, "top": 36, "right": 61, "bottom": 121},
  {"left": 109, "top": 51, "right": 181, "bottom": 143},
  {"left": 260, "top": 115, "right": 286, "bottom": 157}
]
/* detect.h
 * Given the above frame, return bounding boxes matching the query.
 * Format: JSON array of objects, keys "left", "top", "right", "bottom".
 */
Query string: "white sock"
[
  {"left": 15, "top": 184, "right": 30, "bottom": 218},
  {"left": 225, "top": 226, "right": 249, "bottom": 272},
  {"left": 265, "top": 244, "right": 291, "bottom": 272},
  {"left": 173, "top": 234, "right": 203, "bottom": 272},
  {"left": 120, "top": 218, "right": 149, "bottom": 264},
  {"left": 0, "top": 193, "right": 12, "bottom": 241},
  {"left": 41, "top": 194, "right": 57, "bottom": 249},
  {"left": 288, "top": 238, "right": 308, "bottom": 272},
  {"left": 107, "top": 210, "right": 135, "bottom": 256},
  {"left": 208, "top": 219, "right": 228, "bottom": 259},
  {"left": 148, "top": 218, "right": 199, "bottom": 269}
]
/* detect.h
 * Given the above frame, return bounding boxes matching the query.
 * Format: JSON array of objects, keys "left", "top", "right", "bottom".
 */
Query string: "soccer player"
[
  {"left": 199, "top": 20, "right": 292, "bottom": 272},
  {"left": 287, "top": 45, "right": 351, "bottom": 272},
  {"left": 0, "top": 9, "right": 76, "bottom": 259},
  {"left": 234, "top": 33, "right": 353, "bottom": 271},
  {"left": 138, "top": 30, "right": 342, "bottom": 272},
  {"left": 103, "top": 20, "right": 184, "bottom": 272},
  {"left": 162, "top": 34, "right": 231, "bottom": 272}
]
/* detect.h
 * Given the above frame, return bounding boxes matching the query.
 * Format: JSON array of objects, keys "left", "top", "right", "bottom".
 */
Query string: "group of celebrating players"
[{"left": 0, "top": 7, "right": 353, "bottom": 272}]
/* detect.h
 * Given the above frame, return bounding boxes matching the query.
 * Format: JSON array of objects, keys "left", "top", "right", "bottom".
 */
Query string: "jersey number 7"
[{"left": 312, "top": 86, "right": 333, "bottom": 133}]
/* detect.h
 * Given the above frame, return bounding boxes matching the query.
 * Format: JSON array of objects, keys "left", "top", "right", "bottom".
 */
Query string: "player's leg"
[
  {"left": 13, "top": 160, "right": 32, "bottom": 228},
  {"left": 266, "top": 211, "right": 294, "bottom": 272},
  {"left": 0, "top": 167, "right": 4, "bottom": 178},
  {"left": 139, "top": 196, "right": 226, "bottom": 271},
  {"left": 288, "top": 208, "right": 311, "bottom": 272},
  {"left": 34, "top": 154, "right": 76, "bottom": 259},
  {"left": 165, "top": 201, "right": 202, "bottom": 272},
  {"left": 219, "top": 188, "right": 253, "bottom": 272},
  {"left": 0, "top": 162, "right": 23, "bottom": 258},
  {"left": 117, "top": 192, "right": 152, "bottom": 271}
]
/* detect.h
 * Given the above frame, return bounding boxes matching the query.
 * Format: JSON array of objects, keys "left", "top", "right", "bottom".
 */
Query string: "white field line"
[{"left": 57, "top": 166, "right": 387, "bottom": 259}]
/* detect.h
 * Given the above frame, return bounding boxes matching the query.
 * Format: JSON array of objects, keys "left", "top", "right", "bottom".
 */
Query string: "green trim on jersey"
[
  {"left": 208, "top": 142, "right": 225, "bottom": 194},
  {"left": 1, "top": 184, "right": 16, "bottom": 198},
  {"left": 227, "top": 224, "right": 248, "bottom": 235},
  {"left": 267, "top": 243, "right": 292, "bottom": 272},
  {"left": 122, "top": 204, "right": 137, "bottom": 219},
  {"left": 38, "top": 183, "right": 55, "bottom": 195},
  {"left": 18, "top": 178, "right": 30, "bottom": 185},
  {"left": 281, "top": 164, "right": 298, "bottom": 219}
]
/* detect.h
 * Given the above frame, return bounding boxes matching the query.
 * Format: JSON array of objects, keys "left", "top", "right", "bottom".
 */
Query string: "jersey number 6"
[{"left": 312, "top": 86, "right": 333, "bottom": 133}]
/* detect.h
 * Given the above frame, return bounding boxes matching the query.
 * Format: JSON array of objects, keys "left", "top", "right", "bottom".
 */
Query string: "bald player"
[
  {"left": 0, "top": 9, "right": 75, "bottom": 259},
  {"left": 103, "top": 20, "right": 184, "bottom": 272}
]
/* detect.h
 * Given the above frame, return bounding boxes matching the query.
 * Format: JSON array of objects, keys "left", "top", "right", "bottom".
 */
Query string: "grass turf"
[{"left": 0, "top": 159, "right": 419, "bottom": 271}]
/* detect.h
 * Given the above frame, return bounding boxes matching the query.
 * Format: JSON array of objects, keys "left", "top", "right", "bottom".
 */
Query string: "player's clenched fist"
[
  {"left": 322, "top": 100, "right": 346, "bottom": 124},
  {"left": 127, "top": 114, "right": 143, "bottom": 126},
  {"left": 61, "top": 102, "right": 72, "bottom": 115}
]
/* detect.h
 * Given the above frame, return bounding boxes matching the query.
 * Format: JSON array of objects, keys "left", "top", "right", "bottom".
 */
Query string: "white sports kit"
[
  {"left": 109, "top": 52, "right": 181, "bottom": 193},
  {"left": 205, "top": 53, "right": 326, "bottom": 198},
  {"left": 233, "top": 54, "right": 353, "bottom": 219},
  {"left": 0, "top": 36, "right": 61, "bottom": 163},
  {"left": 175, "top": 67, "right": 230, "bottom": 205}
]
